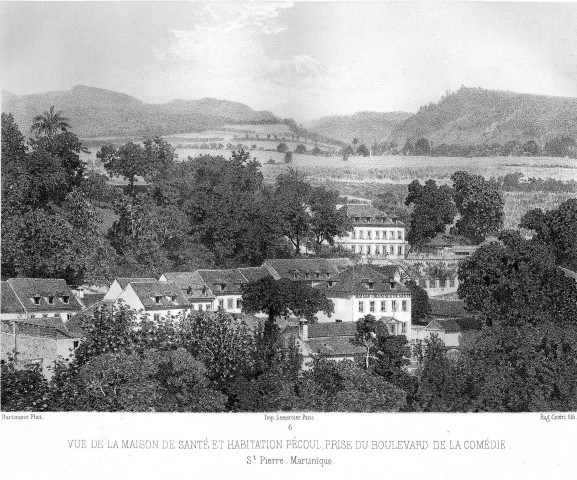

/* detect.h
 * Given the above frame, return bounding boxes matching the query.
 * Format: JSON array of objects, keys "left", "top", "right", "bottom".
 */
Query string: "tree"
[
  {"left": 30, "top": 105, "right": 71, "bottom": 139},
  {"left": 294, "top": 144, "right": 307, "bottom": 154},
  {"left": 284, "top": 151, "right": 293, "bottom": 163},
  {"left": 457, "top": 230, "right": 577, "bottom": 328},
  {"left": 277, "top": 142, "right": 288, "bottom": 153},
  {"left": 404, "top": 280, "right": 431, "bottom": 324},
  {"left": 311, "top": 146, "right": 322, "bottom": 155},
  {"left": 309, "top": 186, "right": 352, "bottom": 249},
  {"left": 520, "top": 198, "right": 577, "bottom": 269},
  {"left": 356, "top": 143, "right": 370, "bottom": 157},
  {"left": 405, "top": 179, "right": 457, "bottom": 249},
  {"left": 416, "top": 334, "right": 465, "bottom": 412},
  {"left": 98, "top": 142, "right": 151, "bottom": 196},
  {"left": 522, "top": 140, "right": 540, "bottom": 156},
  {"left": 0, "top": 360, "right": 51, "bottom": 411},
  {"left": 241, "top": 277, "right": 334, "bottom": 327},
  {"left": 414, "top": 138, "right": 431, "bottom": 155},
  {"left": 352, "top": 315, "right": 383, "bottom": 369},
  {"left": 544, "top": 136, "right": 576, "bottom": 157},
  {"left": 402, "top": 139, "right": 413, "bottom": 155},
  {"left": 274, "top": 168, "right": 312, "bottom": 253},
  {"left": 451, "top": 171, "right": 504, "bottom": 243}
]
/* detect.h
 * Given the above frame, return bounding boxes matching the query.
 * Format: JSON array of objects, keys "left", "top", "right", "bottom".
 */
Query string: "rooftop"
[
  {"left": 5, "top": 278, "right": 82, "bottom": 312},
  {"left": 127, "top": 281, "right": 191, "bottom": 310},
  {"left": 196, "top": 269, "right": 247, "bottom": 294},
  {"left": 429, "top": 298, "right": 468, "bottom": 318},
  {"left": 318, "top": 264, "right": 410, "bottom": 295},
  {"left": 116, "top": 277, "right": 157, "bottom": 289},
  {"left": 263, "top": 258, "right": 342, "bottom": 280},
  {"left": 237, "top": 267, "right": 273, "bottom": 283},
  {"left": 160, "top": 272, "right": 214, "bottom": 300},
  {"left": 345, "top": 204, "right": 404, "bottom": 227}
]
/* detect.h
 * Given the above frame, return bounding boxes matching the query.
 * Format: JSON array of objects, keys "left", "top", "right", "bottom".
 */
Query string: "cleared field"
[
  {"left": 502, "top": 191, "right": 576, "bottom": 230},
  {"left": 260, "top": 154, "right": 577, "bottom": 183}
]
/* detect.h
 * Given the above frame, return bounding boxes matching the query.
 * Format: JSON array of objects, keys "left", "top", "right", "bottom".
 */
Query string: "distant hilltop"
[
  {"left": 390, "top": 86, "right": 577, "bottom": 146},
  {"left": 307, "top": 111, "right": 412, "bottom": 145},
  {"left": 1, "top": 85, "right": 278, "bottom": 138}
]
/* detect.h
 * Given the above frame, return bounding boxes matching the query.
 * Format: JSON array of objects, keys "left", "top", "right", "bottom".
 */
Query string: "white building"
[
  {"left": 334, "top": 204, "right": 408, "bottom": 259},
  {"left": 314, "top": 264, "right": 412, "bottom": 340},
  {"left": 103, "top": 277, "right": 157, "bottom": 302},
  {"left": 114, "top": 280, "right": 191, "bottom": 321},
  {"left": 159, "top": 272, "right": 215, "bottom": 312}
]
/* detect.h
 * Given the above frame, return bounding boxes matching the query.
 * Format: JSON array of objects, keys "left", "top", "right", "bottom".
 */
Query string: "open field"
[{"left": 260, "top": 154, "right": 577, "bottom": 183}]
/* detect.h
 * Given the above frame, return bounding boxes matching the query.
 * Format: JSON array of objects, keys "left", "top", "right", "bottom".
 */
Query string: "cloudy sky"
[{"left": 1, "top": 1, "right": 577, "bottom": 120}]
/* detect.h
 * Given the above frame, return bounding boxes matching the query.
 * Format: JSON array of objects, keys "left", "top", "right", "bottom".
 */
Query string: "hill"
[
  {"left": 308, "top": 111, "right": 412, "bottom": 145},
  {"left": 1, "top": 85, "right": 278, "bottom": 138},
  {"left": 391, "top": 87, "right": 577, "bottom": 146}
]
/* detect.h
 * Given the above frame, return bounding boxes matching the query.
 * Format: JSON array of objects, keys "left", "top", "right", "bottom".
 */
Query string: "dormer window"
[
  {"left": 293, "top": 273, "right": 298, "bottom": 279},
  {"left": 368, "top": 282, "right": 374, "bottom": 291},
  {"left": 170, "top": 294, "right": 177, "bottom": 302},
  {"left": 326, "top": 273, "right": 330, "bottom": 278},
  {"left": 328, "top": 281, "right": 334, "bottom": 287},
  {"left": 305, "top": 272, "right": 310, "bottom": 279},
  {"left": 315, "top": 272, "right": 320, "bottom": 279},
  {"left": 186, "top": 286, "right": 193, "bottom": 295},
  {"left": 61, "top": 295, "right": 70, "bottom": 304},
  {"left": 32, "top": 295, "right": 41, "bottom": 305},
  {"left": 155, "top": 295, "right": 162, "bottom": 304},
  {"left": 47, "top": 296, "right": 54, "bottom": 305}
]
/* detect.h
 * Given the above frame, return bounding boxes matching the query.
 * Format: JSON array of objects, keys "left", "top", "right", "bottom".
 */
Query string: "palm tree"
[{"left": 31, "top": 106, "right": 71, "bottom": 139}]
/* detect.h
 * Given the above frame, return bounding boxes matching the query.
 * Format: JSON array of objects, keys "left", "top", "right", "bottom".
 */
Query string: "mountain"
[
  {"left": 1, "top": 85, "right": 278, "bottom": 138},
  {"left": 391, "top": 87, "right": 577, "bottom": 146},
  {"left": 308, "top": 111, "right": 412, "bottom": 145}
]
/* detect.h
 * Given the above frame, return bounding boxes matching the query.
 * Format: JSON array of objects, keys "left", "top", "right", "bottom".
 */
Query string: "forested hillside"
[{"left": 391, "top": 87, "right": 577, "bottom": 146}]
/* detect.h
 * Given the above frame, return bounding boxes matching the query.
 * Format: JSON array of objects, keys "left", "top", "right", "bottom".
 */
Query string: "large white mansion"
[{"left": 334, "top": 204, "right": 408, "bottom": 259}]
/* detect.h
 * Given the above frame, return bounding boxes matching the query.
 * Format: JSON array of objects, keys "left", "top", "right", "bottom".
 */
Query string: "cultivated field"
[{"left": 260, "top": 154, "right": 577, "bottom": 183}]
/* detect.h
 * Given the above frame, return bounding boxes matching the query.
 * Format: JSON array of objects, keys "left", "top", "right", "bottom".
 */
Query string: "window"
[
  {"left": 155, "top": 296, "right": 162, "bottom": 304},
  {"left": 42, "top": 314, "right": 48, "bottom": 318},
  {"left": 236, "top": 299, "right": 242, "bottom": 309},
  {"left": 326, "top": 273, "right": 330, "bottom": 278},
  {"left": 154, "top": 314, "right": 160, "bottom": 322},
  {"left": 367, "top": 282, "right": 374, "bottom": 291},
  {"left": 47, "top": 296, "right": 54, "bottom": 305},
  {"left": 73, "top": 341, "right": 79, "bottom": 349},
  {"left": 315, "top": 272, "right": 320, "bottom": 279},
  {"left": 401, "top": 323, "right": 407, "bottom": 334},
  {"left": 227, "top": 298, "right": 233, "bottom": 309},
  {"left": 33, "top": 296, "right": 41, "bottom": 305},
  {"left": 30, "top": 314, "right": 36, "bottom": 318},
  {"left": 367, "top": 245, "right": 372, "bottom": 255},
  {"left": 359, "top": 230, "right": 364, "bottom": 239},
  {"left": 375, "top": 231, "right": 380, "bottom": 239},
  {"left": 382, "top": 230, "right": 387, "bottom": 240},
  {"left": 392, "top": 300, "right": 398, "bottom": 311},
  {"left": 440, "top": 278, "right": 446, "bottom": 288},
  {"left": 293, "top": 273, "right": 298, "bottom": 279},
  {"left": 375, "top": 246, "right": 380, "bottom": 255},
  {"left": 54, "top": 313, "right": 61, "bottom": 318},
  {"left": 61, "top": 295, "right": 70, "bottom": 304},
  {"left": 206, "top": 304, "right": 211, "bottom": 311},
  {"left": 397, "top": 230, "right": 402, "bottom": 240},
  {"left": 449, "top": 278, "right": 455, "bottom": 287},
  {"left": 369, "top": 301, "right": 375, "bottom": 312},
  {"left": 352, "top": 231, "right": 356, "bottom": 239},
  {"left": 398, "top": 246, "right": 402, "bottom": 255},
  {"left": 402, "top": 300, "right": 407, "bottom": 312},
  {"left": 218, "top": 299, "right": 224, "bottom": 309},
  {"left": 390, "top": 246, "right": 394, "bottom": 255},
  {"left": 367, "top": 231, "right": 372, "bottom": 240},
  {"left": 187, "top": 286, "right": 193, "bottom": 295},
  {"left": 328, "top": 281, "right": 334, "bottom": 287},
  {"left": 358, "top": 301, "right": 364, "bottom": 313},
  {"left": 380, "top": 301, "right": 386, "bottom": 311},
  {"left": 305, "top": 272, "right": 310, "bottom": 279}
]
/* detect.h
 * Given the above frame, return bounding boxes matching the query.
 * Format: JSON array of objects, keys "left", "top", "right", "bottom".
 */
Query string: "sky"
[{"left": 1, "top": 1, "right": 577, "bottom": 121}]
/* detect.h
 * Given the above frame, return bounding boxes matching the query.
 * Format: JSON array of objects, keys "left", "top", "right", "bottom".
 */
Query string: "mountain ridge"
[
  {"left": 2, "top": 85, "right": 278, "bottom": 138},
  {"left": 390, "top": 86, "right": 577, "bottom": 146}
]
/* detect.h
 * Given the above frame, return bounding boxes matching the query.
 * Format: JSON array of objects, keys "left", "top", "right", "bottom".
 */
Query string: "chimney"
[
  {"left": 71, "top": 285, "right": 85, "bottom": 299},
  {"left": 299, "top": 320, "right": 309, "bottom": 341},
  {"left": 389, "top": 277, "right": 396, "bottom": 289}
]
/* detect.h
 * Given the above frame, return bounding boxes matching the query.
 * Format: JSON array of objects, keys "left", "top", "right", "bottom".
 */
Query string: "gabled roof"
[
  {"left": 6, "top": 278, "right": 82, "bottom": 312},
  {"left": 317, "top": 264, "right": 410, "bottom": 295},
  {"left": 559, "top": 267, "right": 577, "bottom": 282},
  {"left": 366, "top": 264, "right": 401, "bottom": 279},
  {"left": 306, "top": 337, "right": 366, "bottom": 357},
  {"left": 423, "top": 233, "right": 474, "bottom": 248},
  {"left": 116, "top": 277, "right": 157, "bottom": 289},
  {"left": 325, "top": 258, "right": 355, "bottom": 272},
  {"left": 426, "top": 317, "right": 481, "bottom": 333},
  {"left": 429, "top": 298, "right": 467, "bottom": 318},
  {"left": 81, "top": 293, "right": 106, "bottom": 309},
  {"left": 263, "top": 258, "right": 341, "bottom": 281},
  {"left": 237, "top": 267, "right": 273, "bottom": 283},
  {"left": 196, "top": 269, "right": 247, "bottom": 295},
  {"left": 308, "top": 321, "right": 358, "bottom": 338},
  {"left": 1, "top": 281, "right": 25, "bottom": 314},
  {"left": 160, "top": 272, "right": 215, "bottom": 300},
  {"left": 345, "top": 204, "right": 403, "bottom": 227},
  {"left": 127, "top": 281, "right": 191, "bottom": 310},
  {"left": 2, "top": 317, "right": 83, "bottom": 339}
]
